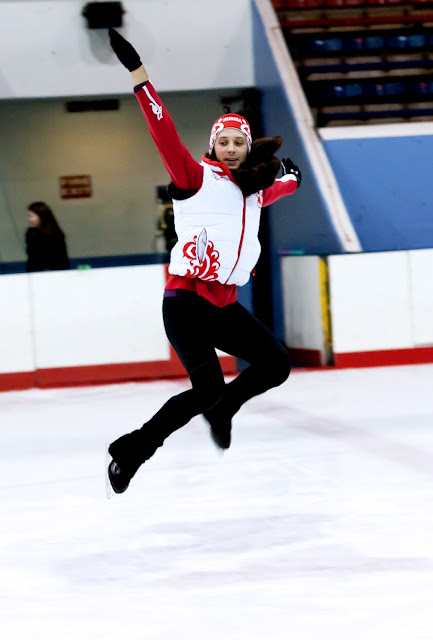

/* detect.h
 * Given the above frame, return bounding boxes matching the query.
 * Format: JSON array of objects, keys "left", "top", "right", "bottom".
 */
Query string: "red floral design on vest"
[{"left": 183, "top": 228, "right": 220, "bottom": 281}]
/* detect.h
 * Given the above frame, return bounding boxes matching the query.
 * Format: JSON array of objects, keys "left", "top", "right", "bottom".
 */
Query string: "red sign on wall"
[{"left": 59, "top": 175, "right": 92, "bottom": 199}]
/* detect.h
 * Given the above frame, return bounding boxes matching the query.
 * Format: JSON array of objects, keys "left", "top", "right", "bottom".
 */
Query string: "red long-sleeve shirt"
[{"left": 134, "top": 80, "right": 298, "bottom": 307}]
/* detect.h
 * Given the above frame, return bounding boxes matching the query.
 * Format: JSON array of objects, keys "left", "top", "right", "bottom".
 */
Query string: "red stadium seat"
[
  {"left": 287, "top": 0, "right": 326, "bottom": 7},
  {"left": 366, "top": 0, "right": 404, "bottom": 5},
  {"left": 326, "top": 0, "right": 364, "bottom": 6},
  {"left": 272, "top": 0, "right": 292, "bottom": 9}
]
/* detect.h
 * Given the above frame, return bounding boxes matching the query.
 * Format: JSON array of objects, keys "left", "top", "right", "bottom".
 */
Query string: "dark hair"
[
  {"left": 27, "top": 202, "right": 64, "bottom": 236},
  {"left": 167, "top": 136, "right": 283, "bottom": 201},
  {"left": 207, "top": 136, "right": 282, "bottom": 197}
]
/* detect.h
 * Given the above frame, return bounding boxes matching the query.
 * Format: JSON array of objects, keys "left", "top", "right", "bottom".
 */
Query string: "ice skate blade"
[{"left": 105, "top": 445, "right": 114, "bottom": 500}]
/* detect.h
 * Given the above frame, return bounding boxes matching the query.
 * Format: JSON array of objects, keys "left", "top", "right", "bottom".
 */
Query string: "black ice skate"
[
  {"left": 106, "top": 429, "right": 160, "bottom": 496},
  {"left": 204, "top": 400, "right": 232, "bottom": 449},
  {"left": 203, "top": 393, "right": 233, "bottom": 450},
  {"left": 107, "top": 459, "right": 132, "bottom": 494},
  {"left": 210, "top": 423, "right": 231, "bottom": 450}
]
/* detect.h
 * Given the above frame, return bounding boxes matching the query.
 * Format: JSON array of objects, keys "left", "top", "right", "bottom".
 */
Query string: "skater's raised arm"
[
  {"left": 108, "top": 28, "right": 148, "bottom": 84},
  {"left": 108, "top": 29, "right": 203, "bottom": 191}
]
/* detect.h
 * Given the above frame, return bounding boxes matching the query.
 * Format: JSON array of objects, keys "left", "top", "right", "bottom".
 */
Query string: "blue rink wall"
[
  {"left": 252, "top": 3, "right": 433, "bottom": 257},
  {"left": 322, "top": 133, "right": 433, "bottom": 252},
  {"left": 251, "top": 4, "right": 342, "bottom": 258},
  {"left": 252, "top": 2, "right": 342, "bottom": 339}
]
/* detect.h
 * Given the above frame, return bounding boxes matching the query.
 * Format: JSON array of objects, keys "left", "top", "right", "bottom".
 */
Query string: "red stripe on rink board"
[
  {"left": 0, "top": 356, "right": 237, "bottom": 391},
  {"left": 32, "top": 355, "right": 237, "bottom": 389},
  {"left": 2, "top": 346, "right": 433, "bottom": 391},
  {"left": 0, "top": 371, "right": 34, "bottom": 392},
  {"left": 334, "top": 346, "right": 433, "bottom": 368},
  {"left": 35, "top": 360, "right": 181, "bottom": 387},
  {"left": 0, "top": 355, "right": 238, "bottom": 391}
]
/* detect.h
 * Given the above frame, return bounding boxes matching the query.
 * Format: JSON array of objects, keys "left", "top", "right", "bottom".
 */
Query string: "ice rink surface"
[{"left": 1, "top": 364, "right": 433, "bottom": 640}]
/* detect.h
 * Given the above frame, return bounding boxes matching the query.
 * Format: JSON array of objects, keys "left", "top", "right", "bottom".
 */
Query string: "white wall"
[
  {"left": 0, "top": 89, "right": 241, "bottom": 262},
  {"left": 0, "top": 0, "right": 254, "bottom": 265},
  {"left": 0, "top": 0, "right": 253, "bottom": 99}
]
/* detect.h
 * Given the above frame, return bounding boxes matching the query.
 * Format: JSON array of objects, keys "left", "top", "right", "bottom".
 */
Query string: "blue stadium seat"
[
  {"left": 367, "top": 82, "right": 406, "bottom": 97},
  {"left": 413, "top": 81, "right": 433, "bottom": 96},
  {"left": 326, "top": 83, "right": 364, "bottom": 99},
  {"left": 407, "top": 34, "right": 427, "bottom": 48},
  {"left": 364, "top": 36, "right": 385, "bottom": 50},
  {"left": 345, "top": 36, "right": 365, "bottom": 51},
  {"left": 387, "top": 35, "right": 409, "bottom": 49},
  {"left": 308, "top": 37, "right": 343, "bottom": 52}
]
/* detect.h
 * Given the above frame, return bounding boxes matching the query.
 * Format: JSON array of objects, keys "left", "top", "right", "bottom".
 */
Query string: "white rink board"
[
  {"left": 281, "top": 256, "right": 324, "bottom": 352},
  {"left": 0, "top": 274, "right": 34, "bottom": 373},
  {"left": 328, "top": 252, "right": 413, "bottom": 353},
  {"left": 30, "top": 265, "right": 169, "bottom": 368},
  {"left": 408, "top": 249, "right": 433, "bottom": 347}
]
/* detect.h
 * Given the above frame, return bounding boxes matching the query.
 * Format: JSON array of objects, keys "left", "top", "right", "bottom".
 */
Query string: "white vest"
[{"left": 169, "top": 162, "right": 262, "bottom": 287}]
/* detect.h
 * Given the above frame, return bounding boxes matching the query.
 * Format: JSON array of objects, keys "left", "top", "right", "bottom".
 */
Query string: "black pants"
[{"left": 109, "top": 293, "right": 291, "bottom": 469}]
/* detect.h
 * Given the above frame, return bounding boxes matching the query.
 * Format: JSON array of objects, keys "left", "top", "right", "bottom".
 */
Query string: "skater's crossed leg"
[
  {"left": 203, "top": 301, "right": 291, "bottom": 439},
  {"left": 108, "top": 295, "right": 291, "bottom": 490}
]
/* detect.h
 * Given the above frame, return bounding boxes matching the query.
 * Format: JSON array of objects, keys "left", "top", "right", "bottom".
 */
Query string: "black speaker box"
[{"left": 82, "top": 2, "right": 124, "bottom": 29}]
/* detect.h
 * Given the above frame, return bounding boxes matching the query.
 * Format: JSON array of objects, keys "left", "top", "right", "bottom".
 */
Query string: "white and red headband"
[{"left": 209, "top": 113, "right": 252, "bottom": 155}]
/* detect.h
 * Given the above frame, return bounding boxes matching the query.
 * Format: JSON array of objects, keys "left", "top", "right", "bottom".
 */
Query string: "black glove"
[
  {"left": 108, "top": 28, "right": 142, "bottom": 72},
  {"left": 281, "top": 157, "right": 302, "bottom": 187}
]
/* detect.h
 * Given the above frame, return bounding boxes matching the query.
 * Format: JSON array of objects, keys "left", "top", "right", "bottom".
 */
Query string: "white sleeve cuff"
[{"left": 276, "top": 174, "right": 298, "bottom": 183}]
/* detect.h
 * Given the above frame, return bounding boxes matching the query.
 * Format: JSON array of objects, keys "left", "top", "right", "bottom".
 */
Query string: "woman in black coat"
[{"left": 25, "top": 202, "right": 70, "bottom": 272}]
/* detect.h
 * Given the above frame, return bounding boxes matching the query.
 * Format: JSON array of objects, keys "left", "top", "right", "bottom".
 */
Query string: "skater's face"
[
  {"left": 214, "top": 128, "right": 248, "bottom": 171},
  {"left": 27, "top": 210, "right": 41, "bottom": 228}
]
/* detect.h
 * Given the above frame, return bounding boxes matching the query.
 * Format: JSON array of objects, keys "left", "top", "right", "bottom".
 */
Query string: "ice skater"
[{"left": 106, "top": 28, "right": 302, "bottom": 494}]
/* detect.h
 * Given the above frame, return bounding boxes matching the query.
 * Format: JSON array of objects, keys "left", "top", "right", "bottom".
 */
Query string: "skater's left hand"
[
  {"left": 108, "top": 28, "right": 142, "bottom": 72},
  {"left": 281, "top": 157, "right": 302, "bottom": 187}
]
